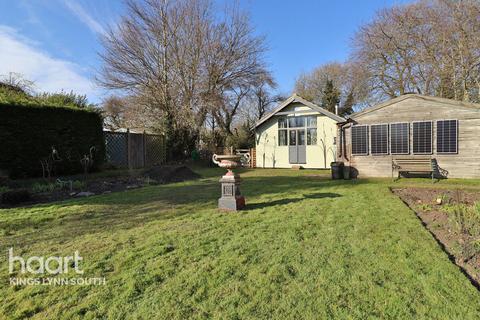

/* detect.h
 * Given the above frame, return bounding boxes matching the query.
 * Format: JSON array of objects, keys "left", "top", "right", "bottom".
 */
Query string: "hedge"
[{"left": 0, "top": 103, "right": 105, "bottom": 178}]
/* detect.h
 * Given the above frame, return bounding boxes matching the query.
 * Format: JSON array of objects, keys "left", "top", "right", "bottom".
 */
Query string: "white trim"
[
  {"left": 412, "top": 121, "right": 433, "bottom": 155},
  {"left": 389, "top": 122, "right": 410, "bottom": 155},
  {"left": 436, "top": 119, "right": 459, "bottom": 154},
  {"left": 370, "top": 123, "right": 389, "bottom": 156},
  {"left": 255, "top": 94, "right": 345, "bottom": 128}
]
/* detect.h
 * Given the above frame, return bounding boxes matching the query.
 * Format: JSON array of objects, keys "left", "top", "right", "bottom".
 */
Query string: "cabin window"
[
  {"left": 437, "top": 120, "right": 458, "bottom": 154},
  {"left": 278, "top": 130, "right": 287, "bottom": 146},
  {"left": 390, "top": 123, "right": 409, "bottom": 154},
  {"left": 370, "top": 124, "right": 389, "bottom": 155},
  {"left": 278, "top": 117, "right": 287, "bottom": 129},
  {"left": 307, "top": 129, "right": 317, "bottom": 145},
  {"left": 306, "top": 116, "right": 317, "bottom": 145},
  {"left": 288, "top": 117, "right": 305, "bottom": 128},
  {"left": 306, "top": 116, "right": 317, "bottom": 127},
  {"left": 278, "top": 118, "right": 288, "bottom": 146},
  {"left": 289, "top": 130, "right": 297, "bottom": 145},
  {"left": 351, "top": 125, "right": 369, "bottom": 155},
  {"left": 412, "top": 121, "right": 432, "bottom": 154}
]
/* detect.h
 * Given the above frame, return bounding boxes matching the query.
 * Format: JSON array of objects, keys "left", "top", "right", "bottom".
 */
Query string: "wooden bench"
[{"left": 392, "top": 158, "right": 435, "bottom": 181}]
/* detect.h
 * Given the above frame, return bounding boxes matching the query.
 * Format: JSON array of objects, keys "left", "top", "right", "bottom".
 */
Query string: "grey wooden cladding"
[{"left": 337, "top": 94, "right": 480, "bottom": 178}]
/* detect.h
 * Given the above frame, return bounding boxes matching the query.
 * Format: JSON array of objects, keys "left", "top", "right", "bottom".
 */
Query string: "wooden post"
[
  {"left": 143, "top": 130, "right": 147, "bottom": 168},
  {"left": 127, "top": 128, "right": 131, "bottom": 170}
]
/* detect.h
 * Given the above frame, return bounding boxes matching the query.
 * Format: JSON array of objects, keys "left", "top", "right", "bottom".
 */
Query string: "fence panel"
[
  {"left": 145, "top": 134, "right": 166, "bottom": 166},
  {"left": 104, "top": 131, "right": 166, "bottom": 168},
  {"left": 105, "top": 132, "right": 128, "bottom": 167}
]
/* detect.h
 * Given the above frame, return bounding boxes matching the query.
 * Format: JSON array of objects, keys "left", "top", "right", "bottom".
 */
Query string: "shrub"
[
  {"left": 0, "top": 103, "right": 105, "bottom": 178},
  {"left": 31, "top": 182, "right": 58, "bottom": 193},
  {"left": 1, "top": 189, "right": 30, "bottom": 204},
  {"left": 72, "top": 180, "right": 86, "bottom": 190}
]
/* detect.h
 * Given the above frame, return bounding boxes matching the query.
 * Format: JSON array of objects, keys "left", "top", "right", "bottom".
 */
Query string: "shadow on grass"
[
  {"left": 0, "top": 174, "right": 364, "bottom": 247},
  {"left": 246, "top": 192, "right": 342, "bottom": 210}
]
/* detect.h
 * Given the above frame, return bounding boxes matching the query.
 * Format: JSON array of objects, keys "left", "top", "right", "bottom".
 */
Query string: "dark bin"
[
  {"left": 331, "top": 162, "right": 344, "bottom": 180},
  {"left": 343, "top": 165, "right": 350, "bottom": 180}
]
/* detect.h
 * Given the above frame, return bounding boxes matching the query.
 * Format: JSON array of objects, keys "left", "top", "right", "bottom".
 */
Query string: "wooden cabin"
[
  {"left": 337, "top": 94, "right": 480, "bottom": 179},
  {"left": 255, "top": 94, "right": 345, "bottom": 169}
]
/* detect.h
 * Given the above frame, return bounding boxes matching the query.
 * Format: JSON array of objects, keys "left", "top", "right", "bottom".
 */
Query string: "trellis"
[{"left": 104, "top": 130, "right": 166, "bottom": 168}]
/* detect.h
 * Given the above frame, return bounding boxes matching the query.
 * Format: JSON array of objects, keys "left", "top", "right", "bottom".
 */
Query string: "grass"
[{"left": 1, "top": 168, "right": 480, "bottom": 319}]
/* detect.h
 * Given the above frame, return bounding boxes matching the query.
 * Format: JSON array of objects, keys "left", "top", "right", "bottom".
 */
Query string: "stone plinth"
[{"left": 218, "top": 172, "right": 245, "bottom": 211}]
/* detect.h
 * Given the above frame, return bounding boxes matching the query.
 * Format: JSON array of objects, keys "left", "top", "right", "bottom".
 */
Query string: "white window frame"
[
  {"left": 370, "top": 123, "right": 389, "bottom": 155},
  {"left": 436, "top": 119, "right": 458, "bottom": 154},
  {"left": 389, "top": 122, "right": 410, "bottom": 155},
  {"left": 278, "top": 117, "right": 288, "bottom": 146},
  {"left": 412, "top": 120, "right": 433, "bottom": 155},
  {"left": 351, "top": 125, "right": 369, "bottom": 156}
]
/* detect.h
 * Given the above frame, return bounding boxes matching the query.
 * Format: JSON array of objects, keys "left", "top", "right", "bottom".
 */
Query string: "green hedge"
[{"left": 0, "top": 103, "right": 105, "bottom": 178}]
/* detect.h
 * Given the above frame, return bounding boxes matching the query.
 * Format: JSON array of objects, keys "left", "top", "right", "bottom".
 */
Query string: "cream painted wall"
[{"left": 255, "top": 103, "right": 338, "bottom": 168}]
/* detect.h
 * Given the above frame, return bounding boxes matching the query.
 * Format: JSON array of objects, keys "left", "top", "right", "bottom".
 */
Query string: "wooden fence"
[{"left": 104, "top": 130, "right": 166, "bottom": 169}]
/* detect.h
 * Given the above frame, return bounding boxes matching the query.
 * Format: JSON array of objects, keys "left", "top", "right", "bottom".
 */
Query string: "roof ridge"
[
  {"left": 350, "top": 94, "right": 480, "bottom": 119},
  {"left": 254, "top": 94, "right": 345, "bottom": 128}
]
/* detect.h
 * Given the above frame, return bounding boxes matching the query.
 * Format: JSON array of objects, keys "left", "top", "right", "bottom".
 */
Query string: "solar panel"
[
  {"left": 351, "top": 125, "right": 368, "bottom": 155},
  {"left": 371, "top": 124, "right": 389, "bottom": 154},
  {"left": 390, "top": 123, "right": 409, "bottom": 154},
  {"left": 437, "top": 120, "right": 458, "bottom": 153},
  {"left": 412, "top": 121, "right": 432, "bottom": 154}
]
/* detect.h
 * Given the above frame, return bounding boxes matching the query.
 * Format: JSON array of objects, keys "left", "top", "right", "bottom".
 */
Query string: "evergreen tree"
[
  {"left": 341, "top": 91, "right": 355, "bottom": 116},
  {"left": 321, "top": 79, "right": 340, "bottom": 114}
]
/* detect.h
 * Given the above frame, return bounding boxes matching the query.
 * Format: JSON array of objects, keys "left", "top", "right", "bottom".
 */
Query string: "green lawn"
[{"left": 1, "top": 168, "right": 480, "bottom": 319}]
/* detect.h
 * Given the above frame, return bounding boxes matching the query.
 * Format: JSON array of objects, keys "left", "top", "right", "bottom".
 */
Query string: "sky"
[{"left": 0, "top": 0, "right": 412, "bottom": 104}]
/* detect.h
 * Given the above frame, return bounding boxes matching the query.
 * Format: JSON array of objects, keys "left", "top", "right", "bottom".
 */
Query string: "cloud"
[
  {"left": 63, "top": 0, "right": 106, "bottom": 35},
  {"left": 0, "top": 25, "right": 99, "bottom": 100}
]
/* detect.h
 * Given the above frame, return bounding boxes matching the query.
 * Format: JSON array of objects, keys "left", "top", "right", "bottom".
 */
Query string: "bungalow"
[
  {"left": 255, "top": 94, "right": 345, "bottom": 169},
  {"left": 337, "top": 94, "right": 480, "bottom": 179}
]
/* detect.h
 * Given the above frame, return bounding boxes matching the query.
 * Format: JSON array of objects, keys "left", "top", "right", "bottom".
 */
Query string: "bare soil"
[{"left": 392, "top": 187, "right": 480, "bottom": 288}]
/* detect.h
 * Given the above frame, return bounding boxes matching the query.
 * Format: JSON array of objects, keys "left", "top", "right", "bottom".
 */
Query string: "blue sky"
[{"left": 0, "top": 0, "right": 411, "bottom": 103}]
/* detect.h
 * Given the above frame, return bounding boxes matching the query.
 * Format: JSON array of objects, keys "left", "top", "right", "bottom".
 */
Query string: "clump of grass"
[
  {"left": 31, "top": 182, "right": 58, "bottom": 193},
  {"left": 439, "top": 193, "right": 451, "bottom": 204},
  {"left": 0, "top": 185, "right": 10, "bottom": 193},
  {"left": 443, "top": 203, "right": 480, "bottom": 237},
  {"left": 72, "top": 180, "right": 86, "bottom": 191},
  {"left": 416, "top": 203, "right": 433, "bottom": 212}
]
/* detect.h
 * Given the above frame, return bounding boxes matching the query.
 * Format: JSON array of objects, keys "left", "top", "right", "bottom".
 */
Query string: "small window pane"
[
  {"left": 371, "top": 124, "right": 389, "bottom": 154},
  {"left": 296, "top": 117, "right": 305, "bottom": 127},
  {"left": 278, "top": 130, "right": 287, "bottom": 146},
  {"left": 351, "top": 125, "right": 368, "bottom": 155},
  {"left": 289, "top": 130, "right": 296, "bottom": 145},
  {"left": 298, "top": 130, "right": 305, "bottom": 145},
  {"left": 278, "top": 118, "right": 287, "bottom": 129},
  {"left": 390, "top": 123, "right": 409, "bottom": 154},
  {"left": 289, "top": 117, "right": 305, "bottom": 128},
  {"left": 307, "top": 128, "right": 317, "bottom": 145},
  {"left": 288, "top": 117, "right": 297, "bottom": 128},
  {"left": 413, "top": 121, "right": 432, "bottom": 154},
  {"left": 437, "top": 120, "right": 457, "bottom": 153},
  {"left": 307, "top": 116, "right": 317, "bottom": 128}
]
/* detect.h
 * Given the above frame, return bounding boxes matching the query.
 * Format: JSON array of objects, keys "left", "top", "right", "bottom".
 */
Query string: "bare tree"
[
  {"left": 294, "top": 62, "right": 369, "bottom": 112},
  {"left": 98, "top": 0, "right": 271, "bottom": 158},
  {"left": 352, "top": 0, "right": 480, "bottom": 103}
]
